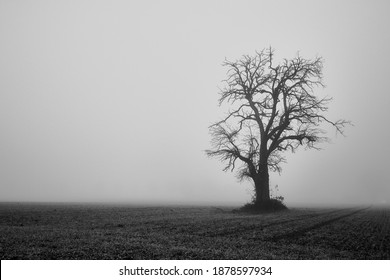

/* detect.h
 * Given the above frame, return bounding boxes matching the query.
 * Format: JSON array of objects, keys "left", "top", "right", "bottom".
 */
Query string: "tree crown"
[{"left": 207, "top": 48, "right": 350, "bottom": 180}]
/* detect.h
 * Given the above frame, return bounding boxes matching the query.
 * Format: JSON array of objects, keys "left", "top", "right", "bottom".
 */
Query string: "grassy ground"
[{"left": 0, "top": 203, "right": 389, "bottom": 259}]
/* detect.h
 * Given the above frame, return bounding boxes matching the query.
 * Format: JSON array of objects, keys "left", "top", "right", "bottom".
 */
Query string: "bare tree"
[{"left": 206, "top": 48, "right": 349, "bottom": 208}]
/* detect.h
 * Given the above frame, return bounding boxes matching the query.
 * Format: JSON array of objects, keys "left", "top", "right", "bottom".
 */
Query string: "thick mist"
[{"left": 0, "top": 0, "right": 389, "bottom": 207}]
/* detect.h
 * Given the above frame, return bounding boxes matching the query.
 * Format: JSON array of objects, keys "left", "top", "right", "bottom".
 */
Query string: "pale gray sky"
[{"left": 1, "top": 0, "right": 389, "bottom": 206}]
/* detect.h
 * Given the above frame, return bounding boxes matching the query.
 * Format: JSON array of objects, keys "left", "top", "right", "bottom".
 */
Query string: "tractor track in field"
[
  {"left": 201, "top": 208, "right": 355, "bottom": 238},
  {"left": 269, "top": 206, "right": 371, "bottom": 242},
  {"left": 378, "top": 209, "right": 390, "bottom": 254}
]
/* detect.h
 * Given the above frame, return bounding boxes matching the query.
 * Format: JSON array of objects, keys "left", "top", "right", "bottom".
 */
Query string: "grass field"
[{"left": 0, "top": 203, "right": 389, "bottom": 259}]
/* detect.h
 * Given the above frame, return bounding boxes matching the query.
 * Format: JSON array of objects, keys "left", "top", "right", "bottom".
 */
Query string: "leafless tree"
[{"left": 206, "top": 48, "right": 350, "bottom": 208}]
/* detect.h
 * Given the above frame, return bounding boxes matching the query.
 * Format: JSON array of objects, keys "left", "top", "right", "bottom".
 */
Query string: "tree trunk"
[{"left": 253, "top": 164, "right": 270, "bottom": 205}]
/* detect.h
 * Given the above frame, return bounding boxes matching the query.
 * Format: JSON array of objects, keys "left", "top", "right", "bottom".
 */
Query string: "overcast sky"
[{"left": 1, "top": 0, "right": 389, "bottom": 206}]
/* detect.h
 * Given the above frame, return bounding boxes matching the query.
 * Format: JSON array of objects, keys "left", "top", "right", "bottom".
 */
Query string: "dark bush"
[{"left": 234, "top": 199, "right": 288, "bottom": 214}]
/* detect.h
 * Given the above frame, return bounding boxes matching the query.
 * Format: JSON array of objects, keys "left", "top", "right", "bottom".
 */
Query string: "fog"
[{"left": 1, "top": 0, "right": 389, "bottom": 207}]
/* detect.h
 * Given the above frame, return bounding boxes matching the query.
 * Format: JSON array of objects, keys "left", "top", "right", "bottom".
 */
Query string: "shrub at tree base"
[{"left": 235, "top": 199, "right": 288, "bottom": 213}]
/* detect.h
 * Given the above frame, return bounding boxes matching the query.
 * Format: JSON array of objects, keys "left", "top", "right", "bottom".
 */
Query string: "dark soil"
[{"left": 0, "top": 203, "right": 389, "bottom": 259}]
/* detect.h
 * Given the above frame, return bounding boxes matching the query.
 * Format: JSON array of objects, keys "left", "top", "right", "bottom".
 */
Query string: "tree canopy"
[{"left": 206, "top": 48, "right": 350, "bottom": 209}]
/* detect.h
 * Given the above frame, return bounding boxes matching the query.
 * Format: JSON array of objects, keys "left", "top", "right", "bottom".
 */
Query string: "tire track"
[
  {"left": 269, "top": 206, "right": 371, "bottom": 242},
  {"left": 203, "top": 208, "right": 351, "bottom": 238}
]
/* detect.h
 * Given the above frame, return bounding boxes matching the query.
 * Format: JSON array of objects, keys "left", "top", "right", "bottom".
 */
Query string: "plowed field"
[{"left": 0, "top": 203, "right": 389, "bottom": 259}]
